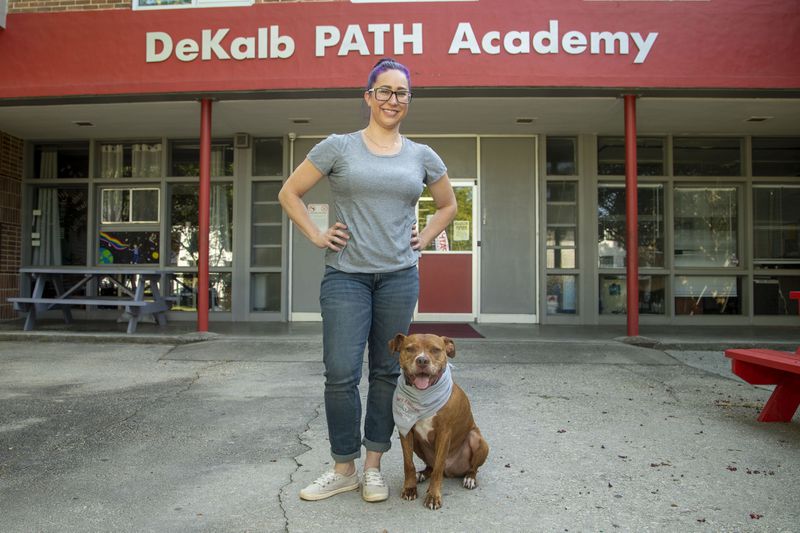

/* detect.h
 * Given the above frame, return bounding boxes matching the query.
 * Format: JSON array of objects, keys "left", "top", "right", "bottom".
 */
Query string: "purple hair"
[{"left": 366, "top": 58, "right": 411, "bottom": 90}]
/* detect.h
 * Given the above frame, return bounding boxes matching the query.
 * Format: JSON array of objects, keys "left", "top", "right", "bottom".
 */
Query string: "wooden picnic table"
[{"left": 8, "top": 266, "right": 173, "bottom": 334}]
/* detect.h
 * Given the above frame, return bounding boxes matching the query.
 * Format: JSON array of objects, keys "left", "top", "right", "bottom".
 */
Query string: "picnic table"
[
  {"left": 725, "top": 347, "right": 800, "bottom": 422},
  {"left": 8, "top": 266, "right": 173, "bottom": 334}
]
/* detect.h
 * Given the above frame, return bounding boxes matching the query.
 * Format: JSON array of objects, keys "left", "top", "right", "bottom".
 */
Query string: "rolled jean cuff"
[
  {"left": 363, "top": 437, "right": 392, "bottom": 454},
  {"left": 331, "top": 448, "right": 361, "bottom": 464}
]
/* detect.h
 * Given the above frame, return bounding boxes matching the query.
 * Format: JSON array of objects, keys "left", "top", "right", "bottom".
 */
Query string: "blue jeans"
[{"left": 319, "top": 265, "right": 419, "bottom": 463}]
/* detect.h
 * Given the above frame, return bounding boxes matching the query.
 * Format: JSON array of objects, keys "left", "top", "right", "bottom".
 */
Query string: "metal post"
[
  {"left": 198, "top": 98, "right": 212, "bottom": 332},
  {"left": 624, "top": 95, "right": 639, "bottom": 337}
]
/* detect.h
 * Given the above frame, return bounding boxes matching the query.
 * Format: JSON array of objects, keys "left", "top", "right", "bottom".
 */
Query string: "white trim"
[
  {"left": 133, "top": 0, "right": 253, "bottom": 10},
  {"left": 291, "top": 312, "right": 322, "bottom": 322},
  {"left": 413, "top": 313, "right": 475, "bottom": 322},
  {"left": 478, "top": 314, "right": 538, "bottom": 324}
]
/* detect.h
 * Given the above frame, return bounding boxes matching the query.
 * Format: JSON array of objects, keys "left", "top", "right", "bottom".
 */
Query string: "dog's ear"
[
  {"left": 442, "top": 336, "right": 456, "bottom": 359},
  {"left": 388, "top": 333, "right": 406, "bottom": 355}
]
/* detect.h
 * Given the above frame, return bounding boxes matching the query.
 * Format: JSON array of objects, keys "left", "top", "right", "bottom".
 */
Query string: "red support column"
[
  {"left": 624, "top": 95, "right": 639, "bottom": 337},
  {"left": 197, "top": 98, "right": 212, "bottom": 332}
]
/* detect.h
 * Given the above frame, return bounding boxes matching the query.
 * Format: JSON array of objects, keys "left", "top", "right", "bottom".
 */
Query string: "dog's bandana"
[{"left": 392, "top": 363, "right": 453, "bottom": 437}]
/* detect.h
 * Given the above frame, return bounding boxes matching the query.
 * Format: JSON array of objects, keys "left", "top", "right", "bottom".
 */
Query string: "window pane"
[
  {"left": 752, "top": 137, "right": 800, "bottom": 177},
  {"left": 251, "top": 273, "right": 281, "bottom": 312},
  {"left": 599, "top": 274, "right": 666, "bottom": 315},
  {"left": 754, "top": 276, "right": 800, "bottom": 315},
  {"left": 101, "top": 189, "right": 130, "bottom": 223},
  {"left": 597, "top": 137, "right": 664, "bottom": 176},
  {"left": 753, "top": 186, "right": 800, "bottom": 263},
  {"left": 253, "top": 138, "right": 284, "bottom": 176},
  {"left": 598, "top": 184, "right": 664, "bottom": 268},
  {"left": 673, "top": 137, "right": 742, "bottom": 176},
  {"left": 546, "top": 248, "right": 575, "bottom": 269},
  {"left": 674, "top": 187, "right": 738, "bottom": 267},
  {"left": 98, "top": 231, "right": 159, "bottom": 264},
  {"left": 546, "top": 228, "right": 575, "bottom": 247},
  {"left": 31, "top": 187, "right": 88, "bottom": 266},
  {"left": 171, "top": 140, "right": 234, "bottom": 177},
  {"left": 546, "top": 274, "right": 577, "bottom": 314},
  {"left": 131, "top": 189, "right": 160, "bottom": 222},
  {"left": 417, "top": 185, "right": 473, "bottom": 252},
  {"left": 675, "top": 275, "right": 741, "bottom": 315},
  {"left": 33, "top": 142, "right": 89, "bottom": 179},
  {"left": 99, "top": 142, "right": 162, "bottom": 178},
  {"left": 546, "top": 137, "right": 577, "bottom": 176},
  {"left": 253, "top": 181, "right": 282, "bottom": 202},
  {"left": 170, "top": 183, "right": 233, "bottom": 267},
  {"left": 252, "top": 247, "right": 282, "bottom": 267},
  {"left": 168, "top": 272, "right": 232, "bottom": 312}
]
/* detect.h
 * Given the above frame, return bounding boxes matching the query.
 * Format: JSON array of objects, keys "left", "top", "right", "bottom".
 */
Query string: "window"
[
  {"left": 753, "top": 276, "right": 800, "bottom": 315},
  {"left": 170, "top": 140, "right": 234, "bottom": 177},
  {"left": 673, "top": 137, "right": 742, "bottom": 176},
  {"left": 546, "top": 181, "right": 578, "bottom": 316},
  {"left": 597, "top": 136, "right": 665, "bottom": 176},
  {"left": 33, "top": 142, "right": 89, "bottom": 179},
  {"left": 752, "top": 137, "right": 800, "bottom": 177},
  {"left": 253, "top": 138, "right": 284, "bottom": 176},
  {"left": 598, "top": 183, "right": 664, "bottom": 268},
  {"left": 674, "top": 187, "right": 738, "bottom": 267},
  {"left": 30, "top": 187, "right": 88, "bottom": 266},
  {"left": 546, "top": 181, "right": 577, "bottom": 268},
  {"left": 753, "top": 186, "right": 800, "bottom": 264},
  {"left": 133, "top": 0, "right": 253, "bottom": 10},
  {"left": 100, "top": 188, "right": 160, "bottom": 224},
  {"left": 98, "top": 142, "right": 162, "bottom": 178},
  {"left": 675, "top": 275, "right": 741, "bottom": 315},
  {"left": 168, "top": 272, "right": 232, "bottom": 312},
  {"left": 169, "top": 183, "right": 233, "bottom": 267},
  {"left": 251, "top": 181, "right": 283, "bottom": 267},
  {"left": 546, "top": 137, "right": 577, "bottom": 176},
  {"left": 599, "top": 274, "right": 666, "bottom": 315},
  {"left": 418, "top": 185, "right": 473, "bottom": 252}
]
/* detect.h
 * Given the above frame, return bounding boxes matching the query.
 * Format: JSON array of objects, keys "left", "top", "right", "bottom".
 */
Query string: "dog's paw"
[
  {"left": 416, "top": 470, "right": 430, "bottom": 483},
  {"left": 401, "top": 487, "right": 417, "bottom": 501},
  {"left": 424, "top": 492, "right": 442, "bottom": 510},
  {"left": 463, "top": 475, "right": 477, "bottom": 489}
]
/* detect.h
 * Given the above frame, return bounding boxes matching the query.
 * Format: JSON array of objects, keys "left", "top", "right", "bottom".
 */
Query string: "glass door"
[{"left": 415, "top": 181, "right": 477, "bottom": 321}]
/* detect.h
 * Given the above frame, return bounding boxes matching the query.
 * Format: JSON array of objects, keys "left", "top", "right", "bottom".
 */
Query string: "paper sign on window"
[{"left": 308, "top": 204, "right": 329, "bottom": 233}]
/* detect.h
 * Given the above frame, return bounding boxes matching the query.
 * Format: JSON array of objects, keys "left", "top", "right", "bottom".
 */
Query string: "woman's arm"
[
  {"left": 413, "top": 173, "right": 458, "bottom": 251},
  {"left": 278, "top": 159, "right": 350, "bottom": 252}
]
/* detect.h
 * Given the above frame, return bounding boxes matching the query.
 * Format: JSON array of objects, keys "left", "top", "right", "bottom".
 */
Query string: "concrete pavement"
[{"left": 1, "top": 331, "right": 798, "bottom": 532}]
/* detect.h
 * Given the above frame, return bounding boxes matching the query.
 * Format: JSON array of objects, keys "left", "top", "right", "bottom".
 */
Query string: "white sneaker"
[
  {"left": 361, "top": 468, "right": 389, "bottom": 502},
  {"left": 299, "top": 470, "right": 359, "bottom": 501}
]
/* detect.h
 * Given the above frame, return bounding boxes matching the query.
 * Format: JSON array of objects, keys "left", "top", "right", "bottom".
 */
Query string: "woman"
[{"left": 279, "top": 58, "right": 457, "bottom": 503}]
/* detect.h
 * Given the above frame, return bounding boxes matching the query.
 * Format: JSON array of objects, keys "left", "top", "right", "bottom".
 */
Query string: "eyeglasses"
[{"left": 368, "top": 87, "right": 412, "bottom": 104}]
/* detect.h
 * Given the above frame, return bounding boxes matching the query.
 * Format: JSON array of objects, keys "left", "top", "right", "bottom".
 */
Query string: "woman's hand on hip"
[
  {"left": 410, "top": 224, "right": 425, "bottom": 251},
  {"left": 314, "top": 222, "right": 350, "bottom": 251}
]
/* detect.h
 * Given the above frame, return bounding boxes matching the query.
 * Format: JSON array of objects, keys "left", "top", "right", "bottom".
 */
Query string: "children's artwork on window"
[{"left": 98, "top": 231, "right": 160, "bottom": 264}]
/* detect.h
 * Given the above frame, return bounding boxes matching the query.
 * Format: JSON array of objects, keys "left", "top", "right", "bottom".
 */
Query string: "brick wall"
[
  {"left": 8, "top": 0, "right": 338, "bottom": 14},
  {"left": 0, "top": 132, "right": 23, "bottom": 321}
]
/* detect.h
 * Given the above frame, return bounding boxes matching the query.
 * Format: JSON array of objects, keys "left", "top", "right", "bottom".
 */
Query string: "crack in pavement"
[{"left": 280, "top": 400, "right": 324, "bottom": 533}]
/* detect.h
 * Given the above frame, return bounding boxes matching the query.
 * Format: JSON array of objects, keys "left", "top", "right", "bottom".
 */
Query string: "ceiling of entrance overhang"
[{"left": 0, "top": 97, "right": 798, "bottom": 140}]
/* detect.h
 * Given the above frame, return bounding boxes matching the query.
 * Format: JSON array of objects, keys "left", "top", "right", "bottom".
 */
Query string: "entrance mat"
[{"left": 407, "top": 322, "right": 484, "bottom": 339}]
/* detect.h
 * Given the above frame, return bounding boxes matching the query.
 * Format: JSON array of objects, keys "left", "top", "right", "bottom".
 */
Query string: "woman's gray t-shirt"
[{"left": 306, "top": 131, "right": 447, "bottom": 273}]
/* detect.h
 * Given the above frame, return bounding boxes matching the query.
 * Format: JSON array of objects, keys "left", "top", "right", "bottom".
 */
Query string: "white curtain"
[
  {"left": 132, "top": 143, "right": 162, "bottom": 177},
  {"left": 33, "top": 151, "right": 62, "bottom": 265},
  {"left": 211, "top": 146, "right": 225, "bottom": 177},
  {"left": 210, "top": 184, "right": 232, "bottom": 267},
  {"left": 100, "top": 144, "right": 124, "bottom": 179}
]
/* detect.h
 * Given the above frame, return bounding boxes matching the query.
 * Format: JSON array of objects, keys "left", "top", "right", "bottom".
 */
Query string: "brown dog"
[{"left": 389, "top": 333, "right": 489, "bottom": 510}]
